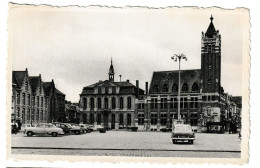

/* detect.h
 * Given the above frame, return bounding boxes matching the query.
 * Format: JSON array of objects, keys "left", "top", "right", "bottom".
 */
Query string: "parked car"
[
  {"left": 79, "top": 124, "right": 90, "bottom": 133},
  {"left": 84, "top": 124, "right": 94, "bottom": 132},
  {"left": 171, "top": 124, "right": 195, "bottom": 144},
  {"left": 52, "top": 122, "right": 72, "bottom": 134},
  {"left": 21, "top": 124, "right": 34, "bottom": 132},
  {"left": 67, "top": 123, "right": 82, "bottom": 135},
  {"left": 95, "top": 125, "right": 106, "bottom": 133},
  {"left": 24, "top": 123, "right": 64, "bottom": 137}
]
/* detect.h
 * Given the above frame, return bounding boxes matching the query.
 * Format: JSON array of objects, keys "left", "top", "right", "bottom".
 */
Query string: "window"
[
  {"left": 112, "top": 87, "right": 116, "bottom": 94},
  {"left": 31, "top": 109, "right": 34, "bottom": 121},
  {"left": 41, "top": 97, "right": 43, "bottom": 107},
  {"left": 151, "top": 98, "right": 158, "bottom": 109},
  {"left": 90, "top": 113, "right": 94, "bottom": 124},
  {"left": 120, "top": 97, "right": 124, "bottom": 109},
  {"left": 17, "top": 93, "right": 20, "bottom": 104},
  {"left": 127, "top": 97, "right": 131, "bottom": 109},
  {"left": 138, "top": 113, "right": 144, "bottom": 125},
  {"left": 17, "top": 107, "right": 20, "bottom": 118},
  {"left": 208, "top": 44, "right": 212, "bottom": 53},
  {"left": 111, "top": 114, "right": 115, "bottom": 124},
  {"left": 90, "top": 98, "right": 94, "bottom": 109},
  {"left": 190, "top": 97, "right": 198, "bottom": 109},
  {"left": 97, "top": 114, "right": 101, "bottom": 125},
  {"left": 22, "top": 93, "right": 25, "bottom": 105},
  {"left": 170, "top": 98, "right": 174, "bottom": 109},
  {"left": 39, "top": 84, "right": 42, "bottom": 94},
  {"left": 208, "top": 79, "right": 212, "bottom": 85},
  {"left": 27, "top": 109, "right": 30, "bottom": 121},
  {"left": 104, "top": 97, "right": 108, "bottom": 109},
  {"left": 36, "top": 110, "right": 39, "bottom": 121},
  {"left": 119, "top": 114, "right": 124, "bottom": 125},
  {"left": 37, "top": 96, "right": 39, "bottom": 107},
  {"left": 41, "top": 110, "right": 43, "bottom": 121},
  {"left": 162, "top": 84, "right": 168, "bottom": 92},
  {"left": 192, "top": 83, "right": 199, "bottom": 91},
  {"left": 151, "top": 114, "right": 157, "bottom": 125},
  {"left": 127, "top": 114, "right": 131, "bottom": 125},
  {"left": 98, "top": 87, "right": 102, "bottom": 94},
  {"left": 22, "top": 108, "right": 25, "bottom": 123},
  {"left": 160, "top": 98, "right": 167, "bottom": 109},
  {"left": 174, "top": 98, "right": 178, "bottom": 109},
  {"left": 45, "top": 98, "right": 48, "bottom": 108},
  {"left": 180, "top": 97, "right": 188, "bottom": 109},
  {"left": 105, "top": 87, "right": 109, "bottom": 94},
  {"left": 32, "top": 96, "right": 35, "bottom": 106},
  {"left": 97, "top": 98, "right": 102, "bottom": 109},
  {"left": 25, "top": 81, "right": 28, "bottom": 91},
  {"left": 202, "top": 96, "right": 207, "bottom": 101},
  {"left": 112, "top": 97, "right": 116, "bottom": 109},
  {"left": 182, "top": 83, "right": 189, "bottom": 92},
  {"left": 138, "top": 103, "right": 144, "bottom": 109},
  {"left": 27, "top": 94, "right": 30, "bottom": 105},
  {"left": 160, "top": 113, "right": 167, "bottom": 126},
  {"left": 83, "top": 97, "right": 87, "bottom": 109},
  {"left": 190, "top": 114, "right": 198, "bottom": 126},
  {"left": 152, "top": 84, "right": 159, "bottom": 92},
  {"left": 172, "top": 84, "right": 178, "bottom": 92}
]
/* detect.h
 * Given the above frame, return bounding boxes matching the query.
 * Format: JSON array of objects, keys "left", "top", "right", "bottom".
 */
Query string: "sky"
[{"left": 9, "top": 5, "right": 247, "bottom": 102}]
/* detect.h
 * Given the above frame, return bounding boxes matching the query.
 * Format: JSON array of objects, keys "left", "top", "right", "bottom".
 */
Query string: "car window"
[{"left": 175, "top": 126, "right": 191, "bottom": 131}]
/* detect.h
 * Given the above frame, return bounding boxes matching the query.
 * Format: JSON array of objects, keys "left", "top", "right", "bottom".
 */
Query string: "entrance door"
[{"left": 103, "top": 112, "right": 109, "bottom": 128}]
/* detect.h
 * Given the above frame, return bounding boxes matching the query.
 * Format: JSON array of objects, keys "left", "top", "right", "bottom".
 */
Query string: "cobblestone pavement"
[{"left": 11, "top": 131, "right": 241, "bottom": 157}]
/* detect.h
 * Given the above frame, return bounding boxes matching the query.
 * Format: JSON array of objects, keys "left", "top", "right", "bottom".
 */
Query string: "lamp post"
[{"left": 171, "top": 54, "right": 187, "bottom": 122}]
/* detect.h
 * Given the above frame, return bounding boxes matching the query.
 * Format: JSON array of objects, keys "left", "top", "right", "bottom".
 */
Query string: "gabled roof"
[
  {"left": 149, "top": 69, "right": 201, "bottom": 94},
  {"left": 29, "top": 76, "right": 40, "bottom": 93},
  {"left": 12, "top": 71, "right": 27, "bottom": 88},
  {"left": 43, "top": 82, "right": 52, "bottom": 96},
  {"left": 55, "top": 88, "right": 65, "bottom": 96}
]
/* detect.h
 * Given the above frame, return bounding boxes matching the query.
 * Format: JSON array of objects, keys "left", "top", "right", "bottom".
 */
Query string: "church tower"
[
  {"left": 201, "top": 15, "right": 221, "bottom": 93},
  {"left": 108, "top": 58, "right": 115, "bottom": 82}
]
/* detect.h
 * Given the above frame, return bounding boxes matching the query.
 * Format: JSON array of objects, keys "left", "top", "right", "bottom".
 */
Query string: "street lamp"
[{"left": 171, "top": 54, "right": 187, "bottom": 122}]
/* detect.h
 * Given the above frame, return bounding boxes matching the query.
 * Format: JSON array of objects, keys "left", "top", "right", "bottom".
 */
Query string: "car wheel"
[
  {"left": 75, "top": 131, "right": 80, "bottom": 135},
  {"left": 172, "top": 139, "right": 176, "bottom": 144},
  {"left": 52, "top": 132, "right": 58, "bottom": 137},
  {"left": 190, "top": 140, "right": 194, "bottom": 144},
  {"left": 27, "top": 131, "right": 33, "bottom": 137}
]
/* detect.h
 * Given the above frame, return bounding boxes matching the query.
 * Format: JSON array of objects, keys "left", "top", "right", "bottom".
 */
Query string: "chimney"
[
  {"left": 136, "top": 80, "right": 139, "bottom": 95},
  {"left": 145, "top": 82, "right": 148, "bottom": 95},
  {"left": 119, "top": 75, "right": 122, "bottom": 82},
  {"left": 126, "top": 79, "right": 129, "bottom": 83},
  {"left": 25, "top": 68, "right": 28, "bottom": 71}
]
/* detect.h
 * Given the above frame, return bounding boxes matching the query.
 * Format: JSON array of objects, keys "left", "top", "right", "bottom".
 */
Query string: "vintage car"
[
  {"left": 24, "top": 123, "right": 64, "bottom": 137},
  {"left": 84, "top": 124, "right": 94, "bottom": 132},
  {"left": 21, "top": 124, "right": 34, "bottom": 132},
  {"left": 171, "top": 124, "right": 195, "bottom": 144},
  {"left": 67, "top": 123, "right": 82, "bottom": 134},
  {"left": 95, "top": 125, "right": 106, "bottom": 133},
  {"left": 52, "top": 122, "right": 72, "bottom": 134},
  {"left": 78, "top": 124, "right": 90, "bottom": 133}
]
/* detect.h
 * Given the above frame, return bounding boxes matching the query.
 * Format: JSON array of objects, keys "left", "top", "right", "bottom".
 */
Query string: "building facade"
[
  {"left": 12, "top": 69, "right": 66, "bottom": 126},
  {"left": 135, "top": 16, "right": 241, "bottom": 131},
  {"left": 79, "top": 60, "right": 144, "bottom": 130}
]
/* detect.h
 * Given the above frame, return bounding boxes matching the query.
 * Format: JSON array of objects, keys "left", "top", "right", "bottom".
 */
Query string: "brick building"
[
  {"left": 135, "top": 16, "right": 241, "bottom": 131},
  {"left": 79, "top": 59, "right": 144, "bottom": 130},
  {"left": 12, "top": 69, "right": 66, "bottom": 126}
]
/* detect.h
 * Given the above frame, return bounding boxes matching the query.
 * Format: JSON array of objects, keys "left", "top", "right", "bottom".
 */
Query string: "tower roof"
[
  {"left": 205, "top": 15, "right": 216, "bottom": 38},
  {"left": 109, "top": 57, "right": 114, "bottom": 70}
]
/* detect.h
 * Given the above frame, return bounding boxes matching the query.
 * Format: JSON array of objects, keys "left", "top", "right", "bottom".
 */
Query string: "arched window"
[
  {"left": 182, "top": 83, "right": 189, "bottom": 92},
  {"left": 97, "top": 98, "right": 101, "bottom": 109},
  {"left": 22, "top": 93, "right": 25, "bottom": 105},
  {"left": 25, "top": 81, "right": 28, "bottom": 91},
  {"left": 172, "top": 84, "right": 178, "bottom": 92},
  {"left": 127, "top": 97, "right": 132, "bottom": 109},
  {"left": 83, "top": 97, "right": 87, "bottom": 109},
  {"left": 41, "top": 97, "right": 43, "bottom": 107},
  {"left": 127, "top": 114, "right": 131, "bottom": 125},
  {"left": 120, "top": 97, "right": 124, "bottom": 109},
  {"left": 162, "top": 84, "right": 168, "bottom": 92},
  {"left": 90, "top": 98, "right": 94, "bottom": 109},
  {"left": 112, "top": 97, "right": 116, "bottom": 109},
  {"left": 27, "top": 94, "right": 30, "bottom": 105},
  {"left": 104, "top": 97, "right": 108, "bottom": 109},
  {"left": 90, "top": 113, "right": 94, "bottom": 124},
  {"left": 152, "top": 84, "right": 159, "bottom": 92},
  {"left": 192, "top": 82, "right": 199, "bottom": 91}
]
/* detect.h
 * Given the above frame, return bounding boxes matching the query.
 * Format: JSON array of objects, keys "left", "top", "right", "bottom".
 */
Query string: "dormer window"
[
  {"left": 152, "top": 84, "right": 159, "bottom": 92},
  {"left": 162, "top": 84, "right": 168, "bottom": 92}
]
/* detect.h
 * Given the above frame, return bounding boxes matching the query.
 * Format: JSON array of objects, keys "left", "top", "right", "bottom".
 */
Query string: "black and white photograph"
[{"left": 6, "top": 2, "right": 251, "bottom": 165}]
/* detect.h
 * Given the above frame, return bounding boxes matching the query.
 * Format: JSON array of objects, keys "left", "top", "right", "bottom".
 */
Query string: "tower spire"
[
  {"left": 210, "top": 15, "right": 214, "bottom": 22},
  {"left": 109, "top": 58, "right": 115, "bottom": 82}
]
